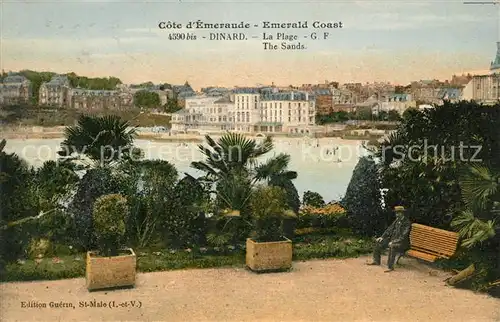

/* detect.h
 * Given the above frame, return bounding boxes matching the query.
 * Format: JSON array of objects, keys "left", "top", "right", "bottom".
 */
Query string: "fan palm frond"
[
  {"left": 451, "top": 209, "right": 496, "bottom": 248},
  {"left": 459, "top": 165, "right": 499, "bottom": 211}
]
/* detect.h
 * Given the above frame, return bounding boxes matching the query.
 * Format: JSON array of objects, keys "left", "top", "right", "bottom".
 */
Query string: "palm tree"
[
  {"left": 58, "top": 114, "right": 139, "bottom": 167},
  {"left": 451, "top": 164, "right": 500, "bottom": 248},
  {"left": 191, "top": 133, "right": 299, "bottom": 212},
  {"left": 191, "top": 133, "right": 273, "bottom": 181}
]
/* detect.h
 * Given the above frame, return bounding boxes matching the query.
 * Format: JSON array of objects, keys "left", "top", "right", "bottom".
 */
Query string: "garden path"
[{"left": 1, "top": 256, "right": 499, "bottom": 322}]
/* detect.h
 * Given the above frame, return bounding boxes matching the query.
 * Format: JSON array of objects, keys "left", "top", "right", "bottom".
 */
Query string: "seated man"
[{"left": 367, "top": 206, "right": 411, "bottom": 272}]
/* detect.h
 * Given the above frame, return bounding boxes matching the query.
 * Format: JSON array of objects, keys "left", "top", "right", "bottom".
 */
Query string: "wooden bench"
[{"left": 398, "top": 223, "right": 460, "bottom": 263}]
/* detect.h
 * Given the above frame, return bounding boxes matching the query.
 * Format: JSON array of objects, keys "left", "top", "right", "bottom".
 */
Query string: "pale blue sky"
[{"left": 1, "top": 0, "right": 498, "bottom": 88}]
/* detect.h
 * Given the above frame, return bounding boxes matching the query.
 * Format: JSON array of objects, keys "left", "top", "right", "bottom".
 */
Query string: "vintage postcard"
[{"left": 0, "top": 0, "right": 499, "bottom": 321}]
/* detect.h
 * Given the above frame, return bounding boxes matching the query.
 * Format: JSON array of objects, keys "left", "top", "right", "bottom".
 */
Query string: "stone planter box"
[
  {"left": 86, "top": 248, "right": 136, "bottom": 291},
  {"left": 246, "top": 237, "right": 293, "bottom": 272}
]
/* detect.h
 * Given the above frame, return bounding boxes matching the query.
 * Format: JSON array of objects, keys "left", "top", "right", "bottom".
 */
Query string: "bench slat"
[
  {"left": 411, "top": 228, "right": 458, "bottom": 239},
  {"left": 410, "top": 236, "right": 458, "bottom": 255},
  {"left": 411, "top": 223, "right": 459, "bottom": 237},
  {"left": 410, "top": 237, "right": 457, "bottom": 250},
  {"left": 407, "top": 249, "right": 438, "bottom": 262},
  {"left": 410, "top": 245, "right": 452, "bottom": 258},
  {"left": 410, "top": 236, "right": 457, "bottom": 247},
  {"left": 410, "top": 232, "right": 458, "bottom": 243},
  {"left": 410, "top": 232, "right": 459, "bottom": 244}
]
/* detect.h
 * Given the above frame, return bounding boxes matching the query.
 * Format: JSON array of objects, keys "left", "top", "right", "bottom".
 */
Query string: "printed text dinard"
[{"left": 158, "top": 21, "right": 343, "bottom": 29}]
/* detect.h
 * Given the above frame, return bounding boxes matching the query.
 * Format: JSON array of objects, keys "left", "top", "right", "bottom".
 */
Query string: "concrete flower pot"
[
  {"left": 86, "top": 248, "right": 136, "bottom": 291},
  {"left": 246, "top": 237, "right": 293, "bottom": 272}
]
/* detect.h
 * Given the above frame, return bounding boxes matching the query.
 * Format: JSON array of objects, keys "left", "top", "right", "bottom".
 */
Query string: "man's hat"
[{"left": 394, "top": 206, "right": 405, "bottom": 212}]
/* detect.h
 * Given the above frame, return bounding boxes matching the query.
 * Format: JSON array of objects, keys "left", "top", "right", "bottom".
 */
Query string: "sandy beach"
[
  {"left": 1, "top": 256, "right": 498, "bottom": 322},
  {"left": 0, "top": 129, "right": 204, "bottom": 142}
]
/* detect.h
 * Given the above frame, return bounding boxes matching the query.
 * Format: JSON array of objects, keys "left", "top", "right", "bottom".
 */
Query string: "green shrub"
[
  {"left": 165, "top": 176, "right": 209, "bottom": 248},
  {"left": 249, "top": 186, "right": 296, "bottom": 242},
  {"left": 297, "top": 211, "right": 347, "bottom": 229},
  {"left": 297, "top": 203, "right": 347, "bottom": 229},
  {"left": 119, "top": 159, "right": 179, "bottom": 248},
  {"left": 92, "top": 194, "right": 129, "bottom": 256},
  {"left": 342, "top": 156, "right": 387, "bottom": 236},
  {"left": 69, "top": 167, "right": 122, "bottom": 251}
]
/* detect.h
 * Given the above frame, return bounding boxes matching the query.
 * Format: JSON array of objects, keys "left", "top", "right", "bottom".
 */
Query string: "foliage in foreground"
[
  {"left": 372, "top": 102, "right": 500, "bottom": 290},
  {"left": 0, "top": 229, "right": 373, "bottom": 282}
]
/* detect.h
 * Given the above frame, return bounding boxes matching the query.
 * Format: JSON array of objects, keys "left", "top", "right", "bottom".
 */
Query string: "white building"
[
  {"left": 462, "top": 75, "right": 500, "bottom": 105},
  {"left": 259, "top": 91, "right": 316, "bottom": 134},
  {"left": 171, "top": 88, "right": 317, "bottom": 134},
  {"left": 171, "top": 96, "right": 231, "bottom": 133},
  {"left": 233, "top": 88, "right": 261, "bottom": 132},
  {"left": 461, "top": 42, "right": 500, "bottom": 105}
]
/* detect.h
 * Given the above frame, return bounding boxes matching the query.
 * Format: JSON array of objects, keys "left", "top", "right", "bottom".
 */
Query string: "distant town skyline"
[{"left": 1, "top": 0, "right": 497, "bottom": 89}]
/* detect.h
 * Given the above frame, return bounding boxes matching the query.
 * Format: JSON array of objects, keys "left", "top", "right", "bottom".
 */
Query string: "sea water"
[{"left": 3, "top": 137, "right": 368, "bottom": 202}]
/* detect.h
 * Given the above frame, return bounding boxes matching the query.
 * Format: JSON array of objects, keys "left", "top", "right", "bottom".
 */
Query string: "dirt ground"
[{"left": 1, "top": 256, "right": 499, "bottom": 322}]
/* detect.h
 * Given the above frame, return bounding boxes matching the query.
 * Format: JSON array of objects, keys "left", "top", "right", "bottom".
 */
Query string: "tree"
[
  {"left": 342, "top": 156, "right": 386, "bottom": 236},
  {"left": 67, "top": 73, "right": 122, "bottom": 90},
  {"left": 374, "top": 102, "right": 500, "bottom": 229},
  {"left": 33, "top": 160, "right": 79, "bottom": 211},
  {"left": 0, "top": 139, "right": 38, "bottom": 263},
  {"left": 356, "top": 107, "right": 373, "bottom": 120},
  {"left": 191, "top": 133, "right": 299, "bottom": 212},
  {"left": 387, "top": 110, "right": 401, "bottom": 122},
  {"left": 395, "top": 86, "right": 405, "bottom": 94},
  {"left": 134, "top": 90, "right": 160, "bottom": 109},
  {"left": 303, "top": 190, "right": 325, "bottom": 208},
  {"left": 164, "top": 97, "right": 182, "bottom": 113},
  {"left": 58, "top": 114, "right": 139, "bottom": 167},
  {"left": 377, "top": 110, "right": 388, "bottom": 121},
  {"left": 168, "top": 176, "right": 210, "bottom": 247}
]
